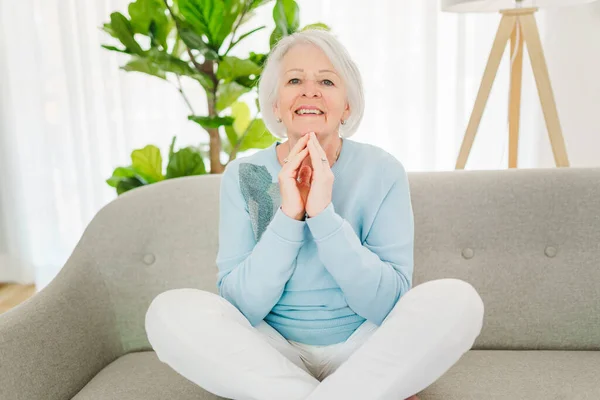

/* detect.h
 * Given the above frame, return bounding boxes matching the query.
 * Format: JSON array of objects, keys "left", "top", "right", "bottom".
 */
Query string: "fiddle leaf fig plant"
[{"left": 101, "top": 0, "right": 329, "bottom": 195}]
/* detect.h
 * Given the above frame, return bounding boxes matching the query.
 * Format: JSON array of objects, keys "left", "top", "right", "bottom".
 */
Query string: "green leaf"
[
  {"left": 269, "top": 0, "right": 299, "bottom": 48},
  {"left": 121, "top": 57, "right": 167, "bottom": 80},
  {"left": 177, "top": 23, "right": 220, "bottom": 60},
  {"left": 166, "top": 147, "right": 207, "bottom": 178},
  {"left": 216, "top": 0, "right": 246, "bottom": 51},
  {"left": 225, "top": 125, "right": 238, "bottom": 149},
  {"left": 176, "top": 0, "right": 228, "bottom": 50},
  {"left": 126, "top": 49, "right": 214, "bottom": 91},
  {"left": 238, "top": 119, "right": 277, "bottom": 152},
  {"left": 174, "top": 0, "right": 246, "bottom": 52},
  {"left": 249, "top": 51, "right": 268, "bottom": 68},
  {"left": 273, "top": 0, "right": 299, "bottom": 35},
  {"left": 101, "top": 44, "right": 131, "bottom": 54},
  {"left": 217, "top": 56, "right": 262, "bottom": 83},
  {"left": 128, "top": 0, "right": 171, "bottom": 49},
  {"left": 153, "top": 51, "right": 189, "bottom": 69},
  {"left": 234, "top": 75, "right": 260, "bottom": 89},
  {"left": 224, "top": 101, "right": 251, "bottom": 151},
  {"left": 131, "top": 145, "right": 164, "bottom": 183},
  {"left": 248, "top": 0, "right": 274, "bottom": 11},
  {"left": 117, "top": 177, "right": 146, "bottom": 195},
  {"left": 188, "top": 115, "right": 235, "bottom": 129},
  {"left": 231, "top": 101, "right": 251, "bottom": 134},
  {"left": 269, "top": 26, "right": 285, "bottom": 49},
  {"left": 106, "top": 165, "right": 148, "bottom": 195},
  {"left": 106, "top": 166, "right": 141, "bottom": 188},
  {"left": 107, "top": 12, "right": 145, "bottom": 55},
  {"left": 216, "top": 81, "right": 251, "bottom": 112},
  {"left": 146, "top": 50, "right": 193, "bottom": 74},
  {"left": 148, "top": 20, "right": 162, "bottom": 49},
  {"left": 301, "top": 23, "right": 330, "bottom": 31},
  {"left": 101, "top": 23, "right": 119, "bottom": 39},
  {"left": 158, "top": 56, "right": 214, "bottom": 90},
  {"left": 176, "top": 0, "right": 218, "bottom": 43}
]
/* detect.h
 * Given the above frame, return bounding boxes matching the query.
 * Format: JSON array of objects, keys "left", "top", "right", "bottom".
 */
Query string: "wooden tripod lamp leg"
[
  {"left": 519, "top": 13, "right": 570, "bottom": 167},
  {"left": 509, "top": 21, "right": 524, "bottom": 168},
  {"left": 456, "top": 15, "right": 517, "bottom": 169}
]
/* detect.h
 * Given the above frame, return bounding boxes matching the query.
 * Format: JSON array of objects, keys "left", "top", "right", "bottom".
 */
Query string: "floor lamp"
[{"left": 442, "top": 0, "right": 596, "bottom": 169}]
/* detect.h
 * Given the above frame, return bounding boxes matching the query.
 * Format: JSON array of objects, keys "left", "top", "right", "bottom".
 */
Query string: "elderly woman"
[{"left": 145, "top": 29, "right": 484, "bottom": 400}]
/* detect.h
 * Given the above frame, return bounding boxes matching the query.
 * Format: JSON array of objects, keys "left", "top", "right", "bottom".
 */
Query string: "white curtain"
[{"left": 0, "top": 0, "right": 569, "bottom": 288}]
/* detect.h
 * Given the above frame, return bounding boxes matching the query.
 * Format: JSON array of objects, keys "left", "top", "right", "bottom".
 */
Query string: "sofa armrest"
[{"left": 0, "top": 250, "right": 123, "bottom": 400}]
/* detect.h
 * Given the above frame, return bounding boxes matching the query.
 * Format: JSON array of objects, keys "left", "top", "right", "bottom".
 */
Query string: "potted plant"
[{"left": 101, "top": 0, "right": 329, "bottom": 195}]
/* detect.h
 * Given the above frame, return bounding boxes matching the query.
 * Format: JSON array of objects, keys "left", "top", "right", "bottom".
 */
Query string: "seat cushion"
[
  {"left": 72, "top": 352, "right": 222, "bottom": 400},
  {"left": 420, "top": 350, "right": 600, "bottom": 399},
  {"left": 73, "top": 350, "right": 600, "bottom": 399}
]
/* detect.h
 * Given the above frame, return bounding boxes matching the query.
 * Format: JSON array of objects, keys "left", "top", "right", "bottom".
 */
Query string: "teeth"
[{"left": 296, "top": 109, "right": 323, "bottom": 115}]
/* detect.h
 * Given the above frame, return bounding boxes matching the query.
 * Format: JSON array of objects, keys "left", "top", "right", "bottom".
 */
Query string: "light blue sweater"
[{"left": 215, "top": 138, "right": 414, "bottom": 346}]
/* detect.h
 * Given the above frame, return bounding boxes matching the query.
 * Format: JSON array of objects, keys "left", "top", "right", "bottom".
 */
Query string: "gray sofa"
[{"left": 1, "top": 167, "right": 599, "bottom": 400}]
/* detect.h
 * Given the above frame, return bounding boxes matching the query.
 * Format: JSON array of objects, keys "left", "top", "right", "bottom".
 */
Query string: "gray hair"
[{"left": 258, "top": 29, "right": 365, "bottom": 139}]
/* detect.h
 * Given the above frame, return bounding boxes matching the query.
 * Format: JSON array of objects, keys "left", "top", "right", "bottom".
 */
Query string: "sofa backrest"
[
  {"left": 78, "top": 167, "right": 600, "bottom": 352},
  {"left": 410, "top": 167, "right": 600, "bottom": 351}
]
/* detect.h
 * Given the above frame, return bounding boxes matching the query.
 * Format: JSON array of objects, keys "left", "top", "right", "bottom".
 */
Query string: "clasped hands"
[{"left": 278, "top": 132, "right": 335, "bottom": 221}]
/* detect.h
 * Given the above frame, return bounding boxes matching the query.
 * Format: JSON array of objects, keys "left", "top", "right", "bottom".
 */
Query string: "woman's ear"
[
  {"left": 342, "top": 102, "right": 351, "bottom": 121},
  {"left": 273, "top": 103, "right": 281, "bottom": 121}
]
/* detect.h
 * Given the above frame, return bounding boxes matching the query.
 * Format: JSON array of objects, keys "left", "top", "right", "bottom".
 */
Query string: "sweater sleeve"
[
  {"left": 215, "top": 162, "right": 306, "bottom": 326},
  {"left": 305, "top": 166, "right": 414, "bottom": 325}
]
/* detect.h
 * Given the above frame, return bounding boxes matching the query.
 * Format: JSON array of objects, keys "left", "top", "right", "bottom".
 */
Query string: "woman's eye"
[
  {"left": 322, "top": 79, "right": 334, "bottom": 86},
  {"left": 289, "top": 78, "right": 300, "bottom": 84}
]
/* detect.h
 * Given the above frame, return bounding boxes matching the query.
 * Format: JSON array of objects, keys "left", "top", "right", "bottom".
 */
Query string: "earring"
[
  {"left": 341, "top": 119, "right": 346, "bottom": 125},
  {"left": 276, "top": 117, "right": 282, "bottom": 123}
]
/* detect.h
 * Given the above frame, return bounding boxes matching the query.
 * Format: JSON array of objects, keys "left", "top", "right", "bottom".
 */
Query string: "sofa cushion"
[
  {"left": 72, "top": 350, "right": 600, "bottom": 399},
  {"left": 71, "top": 352, "right": 222, "bottom": 400},
  {"left": 421, "top": 350, "right": 600, "bottom": 399}
]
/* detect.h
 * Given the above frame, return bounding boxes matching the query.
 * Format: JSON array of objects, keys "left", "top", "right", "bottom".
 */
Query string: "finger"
[
  {"left": 310, "top": 132, "right": 329, "bottom": 160},
  {"left": 315, "top": 136, "right": 329, "bottom": 160},
  {"left": 284, "top": 148, "right": 309, "bottom": 172},
  {"left": 307, "top": 134, "right": 325, "bottom": 172},
  {"left": 286, "top": 133, "right": 311, "bottom": 160}
]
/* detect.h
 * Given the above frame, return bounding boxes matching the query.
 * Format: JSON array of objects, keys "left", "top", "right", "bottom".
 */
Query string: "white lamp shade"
[{"left": 442, "top": 0, "right": 597, "bottom": 12}]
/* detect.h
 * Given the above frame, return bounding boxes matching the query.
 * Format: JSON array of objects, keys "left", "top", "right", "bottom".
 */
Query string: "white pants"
[{"left": 145, "top": 279, "right": 484, "bottom": 400}]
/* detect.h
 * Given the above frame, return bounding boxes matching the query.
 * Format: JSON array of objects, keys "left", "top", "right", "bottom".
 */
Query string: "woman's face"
[{"left": 274, "top": 43, "right": 350, "bottom": 138}]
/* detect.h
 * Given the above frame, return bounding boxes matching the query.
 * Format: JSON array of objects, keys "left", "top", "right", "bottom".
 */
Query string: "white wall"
[{"left": 534, "top": 2, "right": 600, "bottom": 168}]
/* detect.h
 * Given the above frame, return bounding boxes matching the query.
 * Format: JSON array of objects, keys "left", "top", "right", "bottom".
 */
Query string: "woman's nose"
[{"left": 302, "top": 80, "right": 321, "bottom": 97}]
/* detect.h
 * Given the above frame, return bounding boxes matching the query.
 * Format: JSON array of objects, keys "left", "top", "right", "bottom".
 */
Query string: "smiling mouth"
[{"left": 295, "top": 109, "right": 325, "bottom": 116}]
